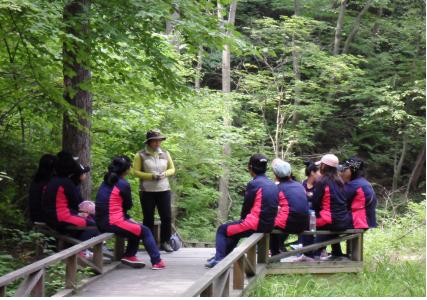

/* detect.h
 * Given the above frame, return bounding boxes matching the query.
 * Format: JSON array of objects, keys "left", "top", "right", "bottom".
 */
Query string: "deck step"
[{"left": 267, "top": 261, "right": 363, "bottom": 274}]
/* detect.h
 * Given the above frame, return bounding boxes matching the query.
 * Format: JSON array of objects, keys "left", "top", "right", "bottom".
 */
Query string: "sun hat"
[
  {"left": 144, "top": 129, "right": 166, "bottom": 144},
  {"left": 315, "top": 154, "right": 339, "bottom": 168},
  {"left": 272, "top": 158, "right": 292, "bottom": 178}
]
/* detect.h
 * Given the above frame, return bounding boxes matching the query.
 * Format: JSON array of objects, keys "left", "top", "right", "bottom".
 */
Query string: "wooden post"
[
  {"left": 93, "top": 243, "right": 103, "bottom": 272},
  {"left": 30, "top": 269, "right": 44, "bottom": 297},
  {"left": 0, "top": 285, "right": 6, "bottom": 297},
  {"left": 346, "top": 239, "right": 352, "bottom": 257},
  {"left": 257, "top": 234, "right": 269, "bottom": 263},
  {"left": 233, "top": 256, "right": 245, "bottom": 290},
  {"left": 245, "top": 246, "right": 257, "bottom": 276},
  {"left": 215, "top": 269, "right": 230, "bottom": 296},
  {"left": 350, "top": 234, "right": 362, "bottom": 261},
  {"left": 114, "top": 236, "right": 125, "bottom": 261},
  {"left": 65, "top": 255, "right": 78, "bottom": 289},
  {"left": 153, "top": 221, "right": 161, "bottom": 245},
  {"left": 200, "top": 283, "right": 213, "bottom": 297}
]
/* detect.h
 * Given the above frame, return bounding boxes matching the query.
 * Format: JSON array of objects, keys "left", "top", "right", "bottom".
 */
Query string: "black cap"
[
  {"left": 342, "top": 157, "right": 364, "bottom": 171},
  {"left": 249, "top": 154, "right": 268, "bottom": 174}
]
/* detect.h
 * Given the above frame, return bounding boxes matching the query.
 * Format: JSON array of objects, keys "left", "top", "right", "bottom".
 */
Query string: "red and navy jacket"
[
  {"left": 42, "top": 176, "right": 87, "bottom": 228},
  {"left": 95, "top": 179, "right": 133, "bottom": 231},
  {"left": 312, "top": 177, "right": 352, "bottom": 230},
  {"left": 274, "top": 180, "right": 309, "bottom": 232},
  {"left": 239, "top": 174, "right": 278, "bottom": 233},
  {"left": 344, "top": 177, "right": 377, "bottom": 229}
]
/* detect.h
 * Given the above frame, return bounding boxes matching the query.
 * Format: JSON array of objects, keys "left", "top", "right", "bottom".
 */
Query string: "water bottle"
[{"left": 309, "top": 210, "right": 316, "bottom": 232}]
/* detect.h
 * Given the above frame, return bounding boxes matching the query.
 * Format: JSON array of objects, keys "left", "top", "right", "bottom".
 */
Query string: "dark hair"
[
  {"left": 248, "top": 154, "right": 268, "bottom": 175},
  {"left": 104, "top": 156, "right": 132, "bottom": 186},
  {"left": 345, "top": 157, "right": 365, "bottom": 180},
  {"left": 33, "top": 154, "right": 57, "bottom": 183},
  {"left": 304, "top": 160, "right": 319, "bottom": 177},
  {"left": 321, "top": 164, "right": 344, "bottom": 187},
  {"left": 55, "top": 151, "right": 78, "bottom": 177}
]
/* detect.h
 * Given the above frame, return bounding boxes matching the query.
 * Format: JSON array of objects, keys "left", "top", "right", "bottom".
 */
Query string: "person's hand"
[{"left": 159, "top": 172, "right": 166, "bottom": 179}]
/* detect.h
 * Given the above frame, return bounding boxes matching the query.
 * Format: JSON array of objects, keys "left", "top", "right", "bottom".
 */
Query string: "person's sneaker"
[
  {"left": 160, "top": 242, "right": 174, "bottom": 253},
  {"left": 79, "top": 250, "right": 93, "bottom": 259},
  {"left": 295, "top": 254, "right": 315, "bottom": 262},
  {"left": 322, "top": 255, "right": 351, "bottom": 262},
  {"left": 205, "top": 259, "right": 221, "bottom": 269},
  {"left": 121, "top": 256, "right": 146, "bottom": 268},
  {"left": 206, "top": 256, "right": 215, "bottom": 262},
  {"left": 152, "top": 260, "right": 166, "bottom": 270},
  {"left": 290, "top": 243, "right": 303, "bottom": 250}
]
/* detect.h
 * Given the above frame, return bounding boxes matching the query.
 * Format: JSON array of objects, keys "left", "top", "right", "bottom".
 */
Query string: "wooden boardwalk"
[{"left": 75, "top": 248, "right": 216, "bottom": 297}]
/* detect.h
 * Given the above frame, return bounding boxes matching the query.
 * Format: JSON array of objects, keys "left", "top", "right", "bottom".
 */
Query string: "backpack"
[{"left": 169, "top": 231, "right": 183, "bottom": 251}]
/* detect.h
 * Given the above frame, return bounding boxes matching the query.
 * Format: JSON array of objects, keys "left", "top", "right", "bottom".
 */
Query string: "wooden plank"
[
  {"left": 233, "top": 256, "right": 245, "bottom": 290},
  {"left": 350, "top": 234, "right": 363, "bottom": 261},
  {"left": 269, "top": 233, "right": 360, "bottom": 263},
  {"left": 31, "top": 269, "right": 44, "bottom": 297},
  {"left": 77, "top": 256, "right": 102, "bottom": 275},
  {"left": 181, "top": 234, "right": 264, "bottom": 296},
  {"left": 14, "top": 269, "right": 44, "bottom": 297},
  {"left": 244, "top": 255, "right": 256, "bottom": 277},
  {"left": 271, "top": 229, "right": 364, "bottom": 235},
  {"left": 65, "top": 255, "right": 77, "bottom": 289},
  {"left": 256, "top": 234, "right": 269, "bottom": 264},
  {"left": 267, "top": 261, "right": 363, "bottom": 274},
  {"left": 0, "top": 233, "right": 114, "bottom": 287}
]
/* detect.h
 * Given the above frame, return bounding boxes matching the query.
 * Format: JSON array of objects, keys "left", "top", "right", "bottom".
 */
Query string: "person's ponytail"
[{"left": 104, "top": 156, "right": 131, "bottom": 186}]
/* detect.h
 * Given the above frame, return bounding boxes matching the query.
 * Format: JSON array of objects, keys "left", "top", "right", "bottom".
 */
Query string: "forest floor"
[{"left": 248, "top": 201, "right": 426, "bottom": 297}]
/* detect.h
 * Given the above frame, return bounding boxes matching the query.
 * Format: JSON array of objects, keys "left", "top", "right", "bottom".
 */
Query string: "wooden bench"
[
  {"left": 0, "top": 233, "right": 125, "bottom": 297},
  {"left": 267, "top": 229, "right": 365, "bottom": 274}
]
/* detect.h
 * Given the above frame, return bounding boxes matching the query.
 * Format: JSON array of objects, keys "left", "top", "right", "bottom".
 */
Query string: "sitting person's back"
[
  {"left": 206, "top": 154, "right": 278, "bottom": 268},
  {"left": 28, "top": 154, "right": 56, "bottom": 223}
]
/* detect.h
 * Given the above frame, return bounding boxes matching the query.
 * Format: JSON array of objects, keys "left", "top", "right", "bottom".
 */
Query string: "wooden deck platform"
[{"left": 75, "top": 248, "right": 216, "bottom": 297}]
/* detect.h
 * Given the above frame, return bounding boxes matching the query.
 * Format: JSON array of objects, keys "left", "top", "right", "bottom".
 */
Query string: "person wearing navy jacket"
[
  {"left": 28, "top": 154, "right": 57, "bottom": 223},
  {"left": 341, "top": 157, "right": 377, "bottom": 229},
  {"left": 301, "top": 154, "right": 353, "bottom": 261},
  {"left": 42, "top": 151, "right": 99, "bottom": 242},
  {"left": 270, "top": 159, "right": 309, "bottom": 256},
  {"left": 205, "top": 154, "right": 278, "bottom": 268},
  {"left": 95, "top": 156, "right": 165, "bottom": 270}
]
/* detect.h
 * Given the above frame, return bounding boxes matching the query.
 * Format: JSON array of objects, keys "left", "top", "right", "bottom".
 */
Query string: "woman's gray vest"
[{"left": 139, "top": 149, "right": 171, "bottom": 192}]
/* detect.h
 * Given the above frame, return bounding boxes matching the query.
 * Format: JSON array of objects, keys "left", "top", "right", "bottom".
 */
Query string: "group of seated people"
[
  {"left": 29, "top": 151, "right": 165, "bottom": 270},
  {"left": 205, "top": 153, "right": 377, "bottom": 268},
  {"left": 28, "top": 150, "right": 376, "bottom": 271}
]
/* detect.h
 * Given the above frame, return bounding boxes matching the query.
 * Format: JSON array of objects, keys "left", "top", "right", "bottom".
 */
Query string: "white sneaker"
[
  {"left": 295, "top": 254, "right": 315, "bottom": 262},
  {"left": 290, "top": 243, "right": 303, "bottom": 250},
  {"left": 280, "top": 255, "right": 300, "bottom": 263}
]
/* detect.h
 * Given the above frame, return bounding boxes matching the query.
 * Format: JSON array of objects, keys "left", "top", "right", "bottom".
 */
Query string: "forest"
[{"left": 0, "top": 0, "right": 425, "bottom": 297}]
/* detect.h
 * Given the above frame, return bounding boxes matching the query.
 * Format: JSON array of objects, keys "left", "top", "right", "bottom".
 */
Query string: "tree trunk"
[
  {"left": 333, "top": 0, "right": 347, "bottom": 55},
  {"left": 291, "top": 0, "right": 301, "bottom": 124},
  {"left": 217, "top": 0, "right": 237, "bottom": 224},
  {"left": 166, "top": 4, "right": 180, "bottom": 52},
  {"left": 342, "top": 0, "right": 373, "bottom": 54},
  {"left": 405, "top": 143, "right": 426, "bottom": 198},
  {"left": 195, "top": 45, "right": 203, "bottom": 89},
  {"left": 62, "top": 0, "right": 92, "bottom": 199},
  {"left": 392, "top": 136, "right": 408, "bottom": 192}
]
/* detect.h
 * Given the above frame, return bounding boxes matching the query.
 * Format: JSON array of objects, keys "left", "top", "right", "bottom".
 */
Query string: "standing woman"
[
  {"left": 132, "top": 130, "right": 176, "bottom": 252},
  {"left": 96, "top": 156, "right": 165, "bottom": 269},
  {"left": 28, "top": 154, "right": 57, "bottom": 222}
]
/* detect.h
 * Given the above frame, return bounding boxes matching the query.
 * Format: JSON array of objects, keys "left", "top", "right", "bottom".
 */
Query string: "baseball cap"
[
  {"left": 315, "top": 154, "right": 339, "bottom": 168},
  {"left": 272, "top": 158, "right": 292, "bottom": 178}
]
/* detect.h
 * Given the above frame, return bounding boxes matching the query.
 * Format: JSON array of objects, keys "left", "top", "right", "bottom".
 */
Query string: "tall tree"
[
  {"left": 291, "top": 0, "right": 301, "bottom": 124},
  {"left": 217, "top": 0, "right": 237, "bottom": 224},
  {"left": 342, "top": 0, "right": 373, "bottom": 54},
  {"left": 62, "top": 0, "right": 92, "bottom": 198},
  {"left": 333, "top": 0, "right": 347, "bottom": 55}
]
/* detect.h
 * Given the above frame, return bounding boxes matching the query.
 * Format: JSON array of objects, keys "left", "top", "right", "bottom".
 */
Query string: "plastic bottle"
[{"left": 309, "top": 210, "right": 316, "bottom": 232}]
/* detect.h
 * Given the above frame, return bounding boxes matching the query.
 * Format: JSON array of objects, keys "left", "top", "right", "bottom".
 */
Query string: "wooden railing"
[
  {"left": 0, "top": 233, "right": 125, "bottom": 297},
  {"left": 182, "top": 233, "right": 269, "bottom": 297}
]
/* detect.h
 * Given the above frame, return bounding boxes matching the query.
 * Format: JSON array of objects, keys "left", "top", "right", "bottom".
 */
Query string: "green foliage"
[{"left": 249, "top": 201, "right": 426, "bottom": 297}]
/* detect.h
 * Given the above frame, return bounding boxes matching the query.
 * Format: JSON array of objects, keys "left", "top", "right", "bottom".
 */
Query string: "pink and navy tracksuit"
[
  {"left": 270, "top": 180, "right": 309, "bottom": 255},
  {"left": 214, "top": 174, "right": 278, "bottom": 261},
  {"left": 95, "top": 178, "right": 160, "bottom": 264},
  {"left": 304, "top": 177, "right": 352, "bottom": 257},
  {"left": 344, "top": 177, "right": 377, "bottom": 229},
  {"left": 42, "top": 177, "right": 98, "bottom": 241}
]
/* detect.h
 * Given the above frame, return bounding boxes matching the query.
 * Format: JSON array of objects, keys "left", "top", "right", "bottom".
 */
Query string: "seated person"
[
  {"left": 341, "top": 157, "right": 377, "bottom": 229},
  {"left": 28, "top": 154, "right": 57, "bottom": 223},
  {"left": 79, "top": 200, "right": 96, "bottom": 223},
  {"left": 95, "top": 156, "right": 165, "bottom": 270},
  {"left": 205, "top": 154, "right": 278, "bottom": 268},
  {"left": 270, "top": 159, "right": 309, "bottom": 256},
  {"left": 42, "top": 151, "right": 99, "bottom": 245},
  {"left": 301, "top": 154, "right": 353, "bottom": 261}
]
